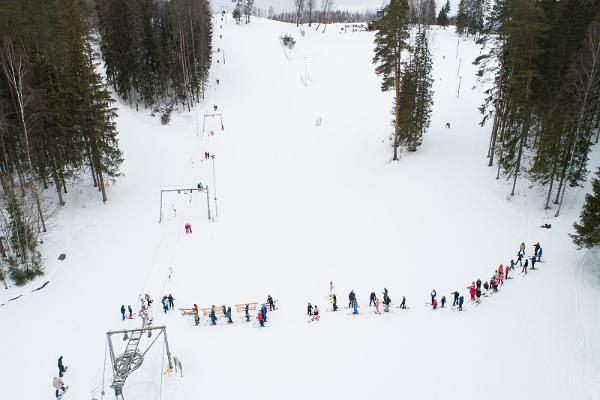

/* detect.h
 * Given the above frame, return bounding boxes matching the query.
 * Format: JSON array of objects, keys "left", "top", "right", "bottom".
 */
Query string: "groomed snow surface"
[{"left": 1, "top": 15, "right": 600, "bottom": 400}]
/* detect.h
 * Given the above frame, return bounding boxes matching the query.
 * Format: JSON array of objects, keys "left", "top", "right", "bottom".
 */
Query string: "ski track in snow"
[{"left": 1, "top": 15, "right": 600, "bottom": 400}]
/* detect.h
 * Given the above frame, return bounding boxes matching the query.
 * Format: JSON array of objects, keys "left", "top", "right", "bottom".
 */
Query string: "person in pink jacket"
[
  {"left": 499, "top": 271, "right": 505, "bottom": 285},
  {"left": 374, "top": 297, "right": 381, "bottom": 314}
]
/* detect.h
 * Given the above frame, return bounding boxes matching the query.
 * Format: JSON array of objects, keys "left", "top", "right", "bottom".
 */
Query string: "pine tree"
[
  {"left": 437, "top": 1, "right": 450, "bottom": 27},
  {"left": 373, "top": 0, "right": 411, "bottom": 160},
  {"left": 571, "top": 167, "right": 600, "bottom": 248}
]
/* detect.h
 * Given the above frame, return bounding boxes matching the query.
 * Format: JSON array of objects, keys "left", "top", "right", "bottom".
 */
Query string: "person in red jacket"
[
  {"left": 469, "top": 284, "right": 476, "bottom": 300},
  {"left": 505, "top": 265, "right": 510, "bottom": 280},
  {"left": 257, "top": 312, "right": 264, "bottom": 327}
]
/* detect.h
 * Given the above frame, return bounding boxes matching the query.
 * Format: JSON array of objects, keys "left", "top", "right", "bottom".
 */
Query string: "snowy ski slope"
[{"left": 1, "top": 15, "right": 600, "bottom": 400}]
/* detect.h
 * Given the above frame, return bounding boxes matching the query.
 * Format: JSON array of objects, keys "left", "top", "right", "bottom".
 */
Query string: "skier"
[
  {"left": 145, "top": 293, "right": 152, "bottom": 307},
  {"left": 431, "top": 289, "right": 437, "bottom": 304},
  {"left": 53, "top": 376, "right": 67, "bottom": 399},
  {"left": 469, "top": 285, "right": 476, "bottom": 300},
  {"left": 267, "top": 295, "right": 275, "bottom": 311},
  {"left": 213, "top": 105, "right": 218, "bottom": 111},
  {"left": 162, "top": 296, "right": 169, "bottom": 314},
  {"left": 531, "top": 255, "right": 537, "bottom": 270},
  {"left": 121, "top": 305, "right": 126, "bottom": 321},
  {"left": 537, "top": 246, "right": 543, "bottom": 262},
  {"left": 517, "top": 252, "right": 524, "bottom": 266},
  {"left": 348, "top": 290, "right": 356, "bottom": 308},
  {"left": 128, "top": 305, "right": 133, "bottom": 319},
  {"left": 352, "top": 301, "right": 359, "bottom": 315},
  {"left": 452, "top": 291, "right": 459, "bottom": 306},
  {"left": 312, "top": 305, "right": 320, "bottom": 321},
  {"left": 245, "top": 304, "right": 251, "bottom": 322},
  {"left": 216, "top": 79, "right": 220, "bottom": 85},
  {"left": 458, "top": 296, "right": 464, "bottom": 311},
  {"left": 226, "top": 306, "right": 233, "bottom": 324},
  {"left": 369, "top": 292, "right": 376, "bottom": 306},
  {"left": 483, "top": 281, "right": 489, "bottom": 291},
  {"left": 193, "top": 304, "right": 200, "bottom": 326},
  {"left": 475, "top": 286, "right": 481, "bottom": 302},
  {"left": 58, "top": 356, "right": 67, "bottom": 378},
  {"left": 185, "top": 223, "right": 192, "bottom": 234},
  {"left": 168, "top": 294, "right": 175, "bottom": 309},
  {"left": 510, "top": 259, "right": 516, "bottom": 271},
  {"left": 329, "top": 281, "right": 334, "bottom": 296},
  {"left": 534, "top": 242, "right": 541, "bottom": 255},
  {"left": 331, "top": 294, "right": 338, "bottom": 311},
  {"left": 261, "top": 304, "right": 267, "bottom": 322},
  {"left": 498, "top": 265, "right": 503, "bottom": 275},
  {"left": 476, "top": 279, "right": 481, "bottom": 290},
  {"left": 399, "top": 296, "right": 406, "bottom": 309},
  {"left": 519, "top": 242, "right": 526, "bottom": 256},
  {"left": 374, "top": 296, "right": 381, "bottom": 314},
  {"left": 432, "top": 299, "right": 438, "bottom": 310},
  {"left": 307, "top": 302, "right": 313, "bottom": 316},
  {"left": 210, "top": 305, "right": 217, "bottom": 325},
  {"left": 505, "top": 265, "right": 510, "bottom": 280},
  {"left": 441, "top": 296, "right": 446, "bottom": 308},
  {"left": 522, "top": 258, "right": 529, "bottom": 275},
  {"left": 257, "top": 312, "right": 265, "bottom": 327},
  {"left": 499, "top": 271, "right": 505, "bottom": 285},
  {"left": 382, "top": 288, "right": 389, "bottom": 304}
]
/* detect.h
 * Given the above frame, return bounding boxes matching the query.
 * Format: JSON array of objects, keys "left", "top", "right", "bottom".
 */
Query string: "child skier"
[
  {"left": 522, "top": 259, "right": 529, "bottom": 275},
  {"left": 469, "top": 285, "right": 476, "bottom": 300},
  {"left": 432, "top": 299, "right": 438, "bottom": 310},
  {"left": 312, "top": 305, "right": 320, "bottom": 321}
]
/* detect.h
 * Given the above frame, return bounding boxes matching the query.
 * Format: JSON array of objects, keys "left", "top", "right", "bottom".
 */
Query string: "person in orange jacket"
[{"left": 505, "top": 265, "right": 510, "bottom": 280}]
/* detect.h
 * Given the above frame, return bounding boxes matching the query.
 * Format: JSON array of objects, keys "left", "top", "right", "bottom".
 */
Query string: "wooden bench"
[
  {"left": 234, "top": 302, "right": 258, "bottom": 313},
  {"left": 260, "top": 299, "right": 279, "bottom": 310},
  {"left": 179, "top": 308, "right": 195, "bottom": 316},
  {"left": 201, "top": 306, "right": 227, "bottom": 317}
]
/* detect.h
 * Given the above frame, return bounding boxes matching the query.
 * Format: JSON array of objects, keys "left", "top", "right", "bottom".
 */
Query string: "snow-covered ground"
[{"left": 1, "top": 15, "right": 600, "bottom": 400}]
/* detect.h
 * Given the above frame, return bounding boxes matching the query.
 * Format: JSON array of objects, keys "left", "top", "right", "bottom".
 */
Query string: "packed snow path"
[{"left": 1, "top": 16, "right": 600, "bottom": 400}]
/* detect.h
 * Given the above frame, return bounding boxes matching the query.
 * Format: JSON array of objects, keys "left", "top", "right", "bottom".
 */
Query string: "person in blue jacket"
[
  {"left": 210, "top": 306, "right": 217, "bottom": 325},
  {"left": 261, "top": 304, "right": 267, "bottom": 322}
]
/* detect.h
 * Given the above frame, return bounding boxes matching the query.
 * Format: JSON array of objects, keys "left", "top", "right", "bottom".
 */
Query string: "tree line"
[
  {"left": 96, "top": 0, "right": 213, "bottom": 118},
  {"left": 373, "top": 0, "right": 434, "bottom": 159},
  {"left": 0, "top": 0, "right": 123, "bottom": 284}
]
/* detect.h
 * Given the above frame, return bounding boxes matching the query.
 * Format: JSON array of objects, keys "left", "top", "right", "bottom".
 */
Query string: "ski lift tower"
[{"left": 106, "top": 326, "right": 173, "bottom": 400}]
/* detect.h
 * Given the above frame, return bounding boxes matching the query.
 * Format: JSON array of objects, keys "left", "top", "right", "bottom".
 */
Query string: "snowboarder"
[
  {"left": 267, "top": 295, "right": 275, "bottom": 311},
  {"left": 369, "top": 292, "right": 376, "bottom": 306},
  {"left": 331, "top": 294, "right": 338, "bottom": 311},
  {"left": 120, "top": 305, "right": 126, "bottom": 321},
  {"left": 168, "top": 294, "right": 175, "bottom": 309},
  {"left": 452, "top": 291, "right": 459, "bottom": 306},
  {"left": 226, "top": 306, "right": 233, "bottom": 324},
  {"left": 441, "top": 296, "right": 446, "bottom": 308},
  {"left": 128, "top": 305, "right": 133, "bottom": 319},
  {"left": 307, "top": 302, "right": 313, "bottom": 316},
  {"left": 431, "top": 290, "right": 437, "bottom": 304},
  {"left": 58, "top": 356, "right": 67, "bottom": 378},
  {"left": 458, "top": 296, "right": 464, "bottom": 311},
  {"left": 312, "top": 305, "right": 320, "bottom": 321},
  {"left": 53, "top": 376, "right": 67, "bottom": 399},
  {"left": 257, "top": 312, "right": 265, "bottom": 327},
  {"left": 399, "top": 296, "right": 406, "bottom": 309}
]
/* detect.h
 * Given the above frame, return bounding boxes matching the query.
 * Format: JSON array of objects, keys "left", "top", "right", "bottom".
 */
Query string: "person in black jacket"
[
  {"left": 369, "top": 292, "right": 376, "bottom": 306},
  {"left": 58, "top": 356, "right": 67, "bottom": 377},
  {"left": 451, "top": 291, "right": 459, "bottom": 306},
  {"left": 267, "top": 295, "right": 275, "bottom": 310},
  {"left": 307, "top": 302, "right": 313, "bottom": 316},
  {"left": 349, "top": 290, "right": 356, "bottom": 308}
]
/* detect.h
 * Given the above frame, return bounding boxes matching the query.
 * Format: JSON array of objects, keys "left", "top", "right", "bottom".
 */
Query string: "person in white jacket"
[{"left": 53, "top": 376, "right": 67, "bottom": 398}]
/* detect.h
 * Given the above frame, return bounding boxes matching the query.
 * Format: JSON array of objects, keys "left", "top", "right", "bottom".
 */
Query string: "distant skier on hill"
[
  {"left": 58, "top": 356, "right": 67, "bottom": 378},
  {"left": 522, "top": 259, "right": 529, "bottom": 275},
  {"left": 517, "top": 252, "right": 524, "bottom": 266},
  {"left": 329, "top": 281, "right": 334, "bottom": 296},
  {"left": 476, "top": 279, "right": 481, "bottom": 290},
  {"left": 267, "top": 295, "right": 275, "bottom": 310},
  {"left": 128, "top": 305, "right": 133, "bottom": 319},
  {"left": 168, "top": 294, "right": 175, "bottom": 309},
  {"left": 505, "top": 265, "right": 510, "bottom": 279},
  {"left": 307, "top": 302, "right": 313, "bottom": 316},
  {"left": 374, "top": 297, "right": 381, "bottom": 314},
  {"left": 210, "top": 306, "right": 217, "bottom": 325},
  {"left": 185, "top": 223, "right": 192, "bottom": 234},
  {"left": 441, "top": 296, "right": 446, "bottom": 308},
  {"left": 331, "top": 294, "right": 338, "bottom": 311},
  {"left": 162, "top": 296, "right": 169, "bottom": 313},
  {"left": 519, "top": 242, "right": 526, "bottom": 256},
  {"left": 469, "top": 285, "right": 476, "bottom": 300},
  {"left": 531, "top": 255, "right": 537, "bottom": 270},
  {"left": 369, "top": 292, "right": 376, "bottom": 306},
  {"left": 261, "top": 304, "right": 268, "bottom": 322},
  {"left": 349, "top": 290, "right": 357, "bottom": 308},
  {"left": 257, "top": 312, "right": 265, "bottom": 327},
  {"left": 53, "top": 376, "right": 67, "bottom": 399},
  {"left": 537, "top": 246, "right": 543, "bottom": 262},
  {"left": 458, "top": 296, "right": 464, "bottom": 311},
  {"left": 121, "top": 305, "right": 126, "bottom": 321},
  {"left": 312, "top": 305, "right": 320, "bottom": 321},
  {"left": 227, "top": 306, "right": 233, "bottom": 324},
  {"left": 431, "top": 290, "right": 437, "bottom": 304},
  {"left": 193, "top": 304, "right": 200, "bottom": 326}
]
